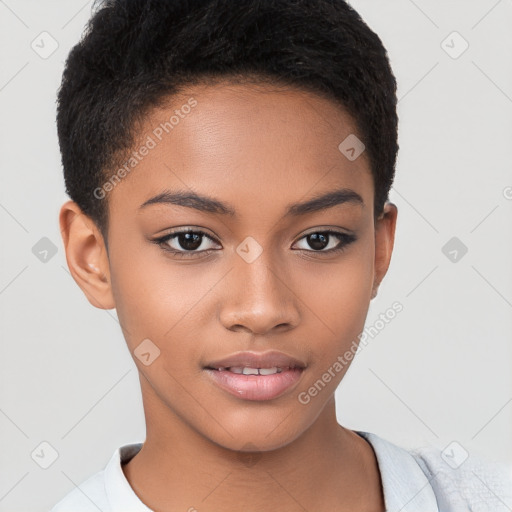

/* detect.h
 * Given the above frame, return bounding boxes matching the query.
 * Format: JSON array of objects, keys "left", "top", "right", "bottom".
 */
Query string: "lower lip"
[{"left": 204, "top": 368, "right": 304, "bottom": 401}]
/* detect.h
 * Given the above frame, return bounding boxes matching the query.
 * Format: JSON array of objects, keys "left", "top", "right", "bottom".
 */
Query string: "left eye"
[{"left": 293, "top": 230, "right": 355, "bottom": 253}]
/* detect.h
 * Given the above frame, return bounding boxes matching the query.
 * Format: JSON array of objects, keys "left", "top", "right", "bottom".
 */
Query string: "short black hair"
[{"left": 57, "top": 0, "right": 399, "bottom": 242}]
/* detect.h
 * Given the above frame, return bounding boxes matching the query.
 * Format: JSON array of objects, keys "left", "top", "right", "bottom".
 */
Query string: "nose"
[{"left": 219, "top": 254, "right": 301, "bottom": 336}]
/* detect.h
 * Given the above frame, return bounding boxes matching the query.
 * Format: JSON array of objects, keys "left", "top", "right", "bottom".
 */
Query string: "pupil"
[
  {"left": 179, "top": 232, "right": 202, "bottom": 250},
  {"left": 308, "top": 233, "right": 328, "bottom": 250}
]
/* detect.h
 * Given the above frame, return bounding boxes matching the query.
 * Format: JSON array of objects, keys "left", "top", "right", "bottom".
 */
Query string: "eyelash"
[{"left": 152, "top": 228, "right": 357, "bottom": 259}]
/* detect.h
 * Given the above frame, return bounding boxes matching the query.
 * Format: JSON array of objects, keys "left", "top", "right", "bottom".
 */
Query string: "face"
[{"left": 60, "top": 82, "right": 397, "bottom": 452}]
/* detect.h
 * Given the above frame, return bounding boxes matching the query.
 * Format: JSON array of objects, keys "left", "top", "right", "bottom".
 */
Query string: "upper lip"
[{"left": 205, "top": 350, "right": 307, "bottom": 370}]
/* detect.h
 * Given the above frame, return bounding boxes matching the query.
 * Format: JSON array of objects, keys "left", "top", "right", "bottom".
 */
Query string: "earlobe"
[
  {"left": 59, "top": 200, "right": 115, "bottom": 310},
  {"left": 371, "top": 202, "right": 398, "bottom": 300}
]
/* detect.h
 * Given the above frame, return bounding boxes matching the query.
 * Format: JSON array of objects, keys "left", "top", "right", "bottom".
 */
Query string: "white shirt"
[{"left": 49, "top": 431, "right": 512, "bottom": 512}]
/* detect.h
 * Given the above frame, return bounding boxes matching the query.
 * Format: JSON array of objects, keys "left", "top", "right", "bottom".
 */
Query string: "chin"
[{"left": 198, "top": 407, "right": 315, "bottom": 454}]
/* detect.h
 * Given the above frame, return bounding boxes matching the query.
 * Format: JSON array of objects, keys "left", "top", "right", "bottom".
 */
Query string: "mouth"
[
  {"left": 211, "top": 365, "right": 295, "bottom": 375},
  {"left": 203, "top": 351, "right": 306, "bottom": 401}
]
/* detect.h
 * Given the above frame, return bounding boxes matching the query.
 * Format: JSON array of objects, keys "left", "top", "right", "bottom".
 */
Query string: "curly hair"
[{"left": 57, "top": 0, "right": 399, "bottom": 241}]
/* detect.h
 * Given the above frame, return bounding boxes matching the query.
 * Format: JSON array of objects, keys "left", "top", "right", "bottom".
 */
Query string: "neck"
[{"left": 122, "top": 378, "right": 384, "bottom": 512}]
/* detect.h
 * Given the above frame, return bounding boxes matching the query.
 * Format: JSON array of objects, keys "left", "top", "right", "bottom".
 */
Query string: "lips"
[
  {"left": 204, "top": 350, "right": 306, "bottom": 401},
  {"left": 205, "top": 350, "right": 306, "bottom": 372}
]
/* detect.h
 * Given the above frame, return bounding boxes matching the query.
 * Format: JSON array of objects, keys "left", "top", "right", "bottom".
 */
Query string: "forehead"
[{"left": 107, "top": 82, "right": 373, "bottom": 220}]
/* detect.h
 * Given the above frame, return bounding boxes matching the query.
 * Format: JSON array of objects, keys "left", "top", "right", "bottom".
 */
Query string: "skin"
[{"left": 59, "top": 81, "right": 397, "bottom": 511}]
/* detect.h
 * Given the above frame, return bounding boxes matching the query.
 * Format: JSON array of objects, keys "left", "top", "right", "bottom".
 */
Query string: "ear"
[
  {"left": 59, "top": 200, "right": 115, "bottom": 309},
  {"left": 371, "top": 202, "right": 398, "bottom": 300}
]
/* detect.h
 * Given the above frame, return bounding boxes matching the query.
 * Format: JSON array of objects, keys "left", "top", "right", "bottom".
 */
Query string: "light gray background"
[{"left": 1, "top": 1, "right": 511, "bottom": 510}]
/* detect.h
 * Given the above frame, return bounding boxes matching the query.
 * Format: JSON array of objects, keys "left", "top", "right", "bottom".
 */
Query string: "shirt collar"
[
  {"left": 355, "top": 431, "right": 439, "bottom": 511},
  {"left": 104, "top": 442, "right": 153, "bottom": 511}
]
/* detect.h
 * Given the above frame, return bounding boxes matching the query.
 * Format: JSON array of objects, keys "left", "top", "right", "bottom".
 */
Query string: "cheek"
[
  {"left": 306, "top": 241, "right": 374, "bottom": 336},
  {"left": 297, "top": 236, "right": 375, "bottom": 390},
  {"left": 108, "top": 236, "right": 216, "bottom": 365}
]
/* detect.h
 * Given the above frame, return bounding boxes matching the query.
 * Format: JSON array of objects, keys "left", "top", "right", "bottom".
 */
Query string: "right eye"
[{"left": 152, "top": 229, "right": 222, "bottom": 258}]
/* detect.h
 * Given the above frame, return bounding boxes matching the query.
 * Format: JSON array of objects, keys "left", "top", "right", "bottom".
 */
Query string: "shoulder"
[
  {"left": 410, "top": 442, "right": 512, "bottom": 511},
  {"left": 49, "top": 469, "right": 109, "bottom": 512},
  {"left": 357, "top": 430, "right": 512, "bottom": 511}
]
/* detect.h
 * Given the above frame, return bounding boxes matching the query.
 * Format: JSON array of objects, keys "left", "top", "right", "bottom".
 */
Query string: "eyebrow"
[{"left": 139, "top": 188, "right": 364, "bottom": 217}]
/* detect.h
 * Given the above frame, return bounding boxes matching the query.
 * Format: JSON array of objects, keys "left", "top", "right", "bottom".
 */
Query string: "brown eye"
[
  {"left": 293, "top": 230, "right": 357, "bottom": 254},
  {"left": 306, "top": 232, "right": 329, "bottom": 250},
  {"left": 154, "top": 229, "right": 221, "bottom": 258},
  {"left": 174, "top": 232, "right": 203, "bottom": 251}
]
